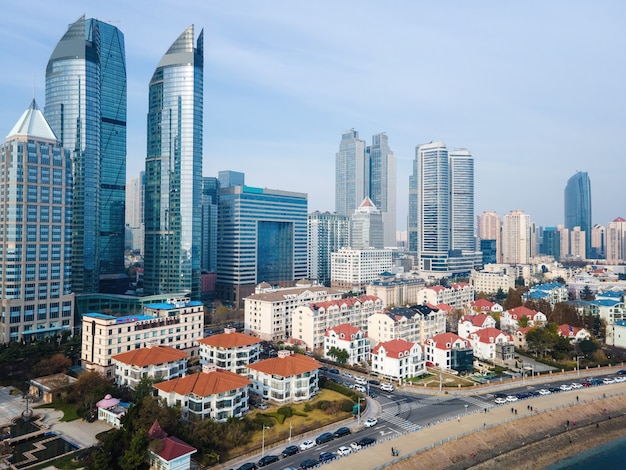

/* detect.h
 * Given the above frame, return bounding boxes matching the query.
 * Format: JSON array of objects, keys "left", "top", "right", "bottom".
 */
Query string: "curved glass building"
[
  {"left": 564, "top": 171, "right": 592, "bottom": 256},
  {"left": 144, "top": 26, "right": 204, "bottom": 299},
  {"left": 45, "top": 16, "right": 126, "bottom": 293}
]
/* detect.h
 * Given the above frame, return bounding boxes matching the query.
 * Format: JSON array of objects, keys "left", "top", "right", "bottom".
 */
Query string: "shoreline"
[{"left": 389, "top": 394, "right": 626, "bottom": 470}]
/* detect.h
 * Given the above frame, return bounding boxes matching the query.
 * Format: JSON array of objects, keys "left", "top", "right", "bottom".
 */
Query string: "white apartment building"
[
  {"left": 367, "top": 304, "right": 447, "bottom": 345},
  {"left": 81, "top": 298, "right": 204, "bottom": 377},
  {"left": 417, "top": 283, "right": 475, "bottom": 309},
  {"left": 523, "top": 282, "right": 569, "bottom": 306},
  {"left": 470, "top": 269, "right": 515, "bottom": 294},
  {"left": 458, "top": 313, "right": 497, "bottom": 339},
  {"left": 154, "top": 364, "right": 251, "bottom": 421},
  {"left": 330, "top": 248, "right": 393, "bottom": 292},
  {"left": 467, "top": 299, "right": 503, "bottom": 314},
  {"left": 424, "top": 332, "right": 473, "bottom": 373},
  {"left": 556, "top": 324, "right": 591, "bottom": 342},
  {"left": 323, "top": 324, "right": 370, "bottom": 366},
  {"left": 197, "top": 329, "right": 261, "bottom": 375},
  {"left": 371, "top": 339, "right": 426, "bottom": 382},
  {"left": 502, "top": 210, "right": 531, "bottom": 265},
  {"left": 244, "top": 281, "right": 344, "bottom": 342},
  {"left": 366, "top": 273, "right": 425, "bottom": 308},
  {"left": 292, "top": 295, "right": 383, "bottom": 351},
  {"left": 248, "top": 350, "right": 320, "bottom": 404},
  {"left": 468, "top": 328, "right": 514, "bottom": 361},
  {"left": 112, "top": 345, "right": 188, "bottom": 389}
]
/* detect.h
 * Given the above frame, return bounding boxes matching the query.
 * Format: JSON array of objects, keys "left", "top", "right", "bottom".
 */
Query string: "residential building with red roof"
[
  {"left": 500, "top": 306, "right": 547, "bottom": 332},
  {"left": 154, "top": 364, "right": 251, "bottom": 421},
  {"left": 424, "top": 333, "right": 473, "bottom": 373},
  {"left": 512, "top": 326, "right": 533, "bottom": 349},
  {"left": 367, "top": 304, "right": 446, "bottom": 345},
  {"left": 458, "top": 313, "right": 497, "bottom": 339},
  {"left": 244, "top": 282, "right": 344, "bottom": 342},
  {"left": 371, "top": 338, "right": 426, "bottom": 382},
  {"left": 112, "top": 344, "right": 189, "bottom": 389},
  {"left": 196, "top": 328, "right": 261, "bottom": 375},
  {"left": 418, "top": 282, "right": 474, "bottom": 309},
  {"left": 468, "top": 328, "right": 514, "bottom": 361},
  {"left": 468, "top": 298, "right": 503, "bottom": 314},
  {"left": 148, "top": 420, "right": 197, "bottom": 470},
  {"left": 248, "top": 350, "right": 320, "bottom": 404},
  {"left": 323, "top": 324, "right": 369, "bottom": 365},
  {"left": 557, "top": 324, "right": 591, "bottom": 342},
  {"left": 292, "top": 295, "right": 383, "bottom": 350}
]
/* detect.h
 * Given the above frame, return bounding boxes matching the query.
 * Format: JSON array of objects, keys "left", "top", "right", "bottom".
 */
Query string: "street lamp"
[
  {"left": 357, "top": 397, "right": 363, "bottom": 426},
  {"left": 576, "top": 355, "right": 583, "bottom": 377},
  {"left": 261, "top": 425, "right": 270, "bottom": 457},
  {"left": 288, "top": 420, "right": 292, "bottom": 444}
]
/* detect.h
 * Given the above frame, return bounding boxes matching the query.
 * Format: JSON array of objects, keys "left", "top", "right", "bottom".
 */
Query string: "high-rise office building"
[
  {"left": 606, "top": 218, "right": 626, "bottom": 262},
  {"left": 350, "top": 197, "right": 384, "bottom": 250},
  {"left": 45, "top": 16, "right": 126, "bottom": 293},
  {"left": 564, "top": 171, "right": 592, "bottom": 257},
  {"left": 367, "top": 133, "right": 397, "bottom": 247},
  {"left": 144, "top": 25, "right": 204, "bottom": 299},
  {"left": 408, "top": 142, "right": 480, "bottom": 276},
  {"left": 218, "top": 170, "right": 244, "bottom": 189},
  {"left": 335, "top": 130, "right": 397, "bottom": 247},
  {"left": 591, "top": 224, "right": 606, "bottom": 259},
  {"left": 216, "top": 186, "right": 308, "bottom": 308},
  {"left": 201, "top": 177, "right": 219, "bottom": 273},
  {"left": 307, "top": 211, "right": 350, "bottom": 286},
  {"left": 502, "top": 210, "right": 531, "bottom": 265},
  {"left": 0, "top": 100, "right": 75, "bottom": 343},
  {"left": 125, "top": 171, "right": 144, "bottom": 253}
]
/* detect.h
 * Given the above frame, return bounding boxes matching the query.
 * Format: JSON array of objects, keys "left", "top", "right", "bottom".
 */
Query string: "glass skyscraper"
[
  {"left": 0, "top": 100, "right": 74, "bottom": 343},
  {"left": 45, "top": 16, "right": 126, "bottom": 293},
  {"left": 308, "top": 211, "right": 350, "bottom": 286},
  {"left": 335, "top": 129, "right": 367, "bottom": 217},
  {"left": 409, "top": 142, "right": 480, "bottom": 276},
  {"left": 144, "top": 25, "right": 204, "bottom": 299},
  {"left": 367, "top": 133, "right": 396, "bottom": 247},
  {"left": 564, "top": 171, "right": 592, "bottom": 256}
]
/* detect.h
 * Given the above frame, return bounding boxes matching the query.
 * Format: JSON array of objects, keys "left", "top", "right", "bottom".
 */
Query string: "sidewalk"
[{"left": 322, "top": 382, "right": 626, "bottom": 470}]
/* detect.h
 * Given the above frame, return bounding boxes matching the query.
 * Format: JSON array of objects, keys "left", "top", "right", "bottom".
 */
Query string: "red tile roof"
[
  {"left": 427, "top": 332, "right": 467, "bottom": 350},
  {"left": 112, "top": 346, "right": 189, "bottom": 367},
  {"left": 154, "top": 369, "right": 251, "bottom": 397},
  {"left": 471, "top": 298, "right": 495, "bottom": 310},
  {"left": 324, "top": 323, "right": 366, "bottom": 338},
  {"left": 557, "top": 324, "right": 582, "bottom": 337},
  {"left": 507, "top": 306, "right": 540, "bottom": 320},
  {"left": 372, "top": 338, "right": 415, "bottom": 358},
  {"left": 157, "top": 436, "right": 196, "bottom": 461},
  {"left": 461, "top": 313, "right": 493, "bottom": 327},
  {"left": 248, "top": 353, "right": 320, "bottom": 377},
  {"left": 197, "top": 331, "right": 261, "bottom": 348},
  {"left": 472, "top": 327, "right": 511, "bottom": 343}
]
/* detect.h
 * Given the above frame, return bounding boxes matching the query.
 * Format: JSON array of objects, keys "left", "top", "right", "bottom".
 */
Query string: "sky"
[{"left": 1, "top": 0, "right": 625, "bottom": 231}]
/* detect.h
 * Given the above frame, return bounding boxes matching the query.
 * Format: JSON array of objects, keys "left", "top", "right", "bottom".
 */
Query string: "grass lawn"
[
  {"left": 28, "top": 452, "right": 84, "bottom": 470},
  {"left": 35, "top": 402, "right": 80, "bottom": 422}
]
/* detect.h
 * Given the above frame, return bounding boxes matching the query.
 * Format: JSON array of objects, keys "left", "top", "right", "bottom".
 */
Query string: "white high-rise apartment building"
[
  {"left": 606, "top": 218, "right": 626, "bottom": 262},
  {"left": 307, "top": 211, "right": 350, "bottom": 286},
  {"left": 477, "top": 210, "right": 501, "bottom": 262},
  {"left": 502, "top": 210, "right": 531, "bottom": 265},
  {"left": 350, "top": 197, "right": 384, "bottom": 249},
  {"left": 330, "top": 248, "right": 392, "bottom": 292},
  {"left": 591, "top": 224, "right": 606, "bottom": 259}
]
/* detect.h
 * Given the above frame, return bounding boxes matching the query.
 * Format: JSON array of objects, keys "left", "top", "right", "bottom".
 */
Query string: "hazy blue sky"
[{"left": 1, "top": 1, "right": 625, "bottom": 230}]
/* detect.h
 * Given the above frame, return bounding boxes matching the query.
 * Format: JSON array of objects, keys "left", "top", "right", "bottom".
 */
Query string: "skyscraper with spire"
[
  {"left": 0, "top": 100, "right": 74, "bottom": 343},
  {"left": 564, "top": 171, "right": 592, "bottom": 257},
  {"left": 144, "top": 25, "right": 204, "bottom": 299},
  {"left": 45, "top": 16, "right": 126, "bottom": 293}
]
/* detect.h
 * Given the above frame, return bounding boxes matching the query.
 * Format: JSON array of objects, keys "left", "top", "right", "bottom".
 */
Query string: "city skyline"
[{"left": 2, "top": 2, "right": 626, "bottom": 228}]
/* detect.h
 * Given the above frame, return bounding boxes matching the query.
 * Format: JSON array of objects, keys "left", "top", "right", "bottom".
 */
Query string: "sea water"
[{"left": 544, "top": 434, "right": 626, "bottom": 469}]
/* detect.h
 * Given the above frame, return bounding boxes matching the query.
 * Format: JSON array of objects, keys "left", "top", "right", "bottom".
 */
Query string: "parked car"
[
  {"left": 369, "top": 379, "right": 381, "bottom": 385},
  {"left": 354, "top": 384, "right": 366, "bottom": 393},
  {"left": 300, "top": 440, "right": 316, "bottom": 451},
  {"left": 528, "top": 390, "right": 540, "bottom": 397},
  {"left": 337, "top": 446, "right": 352, "bottom": 456},
  {"left": 329, "top": 368, "right": 340, "bottom": 374},
  {"left": 506, "top": 395, "right": 518, "bottom": 402},
  {"left": 315, "top": 432, "right": 334, "bottom": 445},
  {"left": 350, "top": 441, "right": 362, "bottom": 451},
  {"left": 538, "top": 389, "right": 551, "bottom": 395},
  {"left": 257, "top": 455, "right": 280, "bottom": 467},
  {"left": 603, "top": 377, "right": 616, "bottom": 385},
  {"left": 570, "top": 382, "right": 583, "bottom": 389},
  {"left": 319, "top": 452, "right": 336, "bottom": 463},
  {"left": 257, "top": 402, "right": 268, "bottom": 410},
  {"left": 369, "top": 390, "right": 378, "bottom": 398},
  {"left": 299, "top": 459, "right": 318, "bottom": 469},
  {"left": 617, "top": 369, "right": 626, "bottom": 375},
  {"left": 237, "top": 463, "right": 258, "bottom": 470},
  {"left": 364, "top": 418, "right": 378, "bottom": 427},
  {"left": 516, "top": 392, "right": 530, "bottom": 400},
  {"left": 548, "top": 387, "right": 560, "bottom": 393},
  {"left": 559, "top": 384, "right": 572, "bottom": 391},
  {"left": 381, "top": 383, "right": 394, "bottom": 392},
  {"left": 333, "top": 427, "right": 351, "bottom": 438},
  {"left": 357, "top": 436, "right": 376, "bottom": 447},
  {"left": 355, "top": 376, "right": 368, "bottom": 385},
  {"left": 282, "top": 445, "right": 299, "bottom": 458},
  {"left": 342, "top": 372, "right": 353, "bottom": 378},
  {"left": 494, "top": 397, "right": 507, "bottom": 405}
]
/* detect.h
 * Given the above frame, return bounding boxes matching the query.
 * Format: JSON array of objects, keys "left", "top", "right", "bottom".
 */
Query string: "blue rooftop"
[
  {"left": 591, "top": 299, "right": 623, "bottom": 307},
  {"left": 145, "top": 300, "right": 202, "bottom": 310},
  {"left": 83, "top": 313, "right": 153, "bottom": 323}
]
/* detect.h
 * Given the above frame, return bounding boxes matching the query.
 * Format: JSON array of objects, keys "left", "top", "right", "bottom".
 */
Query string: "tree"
[
  {"left": 504, "top": 288, "right": 523, "bottom": 310},
  {"left": 32, "top": 353, "right": 71, "bottom": 376},
  {"left": 133, "top": 376, "right": 157, "bottom": 403},
  {"left": 327, "top": 347, "right": 349, "bottom": 364},
  {"left": 579, "top": 338, "right": 598, "bottom": 355},
  {"left": 518, "top": 316, "right": 530, "bottom": 328},
  {"left": 119, "top": 429, "right": 149, "bottom": 470},
  {"left": 70, "top": 372, "right": 116, "bottom": 418},
  {"left": 494, "top": 288, "right": 507, "bottom": 303},
  {"left": 581, "top": 285, "right": 594, "bottom": 301}
]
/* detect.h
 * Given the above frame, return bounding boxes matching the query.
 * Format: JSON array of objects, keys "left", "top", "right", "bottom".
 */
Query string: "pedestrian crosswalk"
[{"left": 460, "top": 395, "right": 491, "bottom": 408}]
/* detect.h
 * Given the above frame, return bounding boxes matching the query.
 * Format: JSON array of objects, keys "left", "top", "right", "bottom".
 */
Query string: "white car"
[
  {"left": 570, "top": 382, "right": 583, "bottom": 389},
  {"left": 538, "top": 389, "right": 551, "bottom": 395},
  {"left": 494, "top": 397, "right": 507, "bottom": 405},
  {"left": 506, "top": 395, "right": 518, "bottom": 402},
  {"left": 614, "top": 376, "right": 626, "bottom": 383},
  {"left": 342, "top": 372, "right": 353, "bottom": 378},
  {"left": 559, "top": 384, "right": 572, "bottom": 391},
  {"left": 355, "top": 376, "right": 367, "bottom": 385},
  {"left": 381, "top": 383, "right": 395, "bottom": 392},
  {"left": 603, "top": 377, "right": 616, "bottom": 385},
  {"left": 300, "top": 440, "right": 316, "bottom": 451},
  {"left": 354, "top": 384, "right": 366, "bottom": 393},
  {"left": 337, "top": 446, "right": 352, "bottom": 456},
  {"left": 350, "top": 442, "right": 361, "bottom": 451},
  {"left": 363, "top": 418, "right": 378, "bottom": 427}
]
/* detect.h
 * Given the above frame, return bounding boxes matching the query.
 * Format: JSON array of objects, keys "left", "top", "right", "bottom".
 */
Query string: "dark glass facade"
[
  {"left": 45, "top": 16, "right": 126, "bottom": 293},
  {"left": 144, "top": 26, "right": 203, "bottom": 299},
  {"left": 564, "top": 171, "right": 592, "bottom": 256}
]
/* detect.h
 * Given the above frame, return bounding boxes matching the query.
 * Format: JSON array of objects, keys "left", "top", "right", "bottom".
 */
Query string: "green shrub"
[
  {"left": 316, "top": 400, "right": 331, "bottom": 411},
  {"left": 277, "top": 405, "right": 293, "bottom": 418},
  {"left": 340, "top": 399, "right": 354, "bottom": 412},
  {"left": 293, "top": 410, "right": 308, "bottom": 417},
  {"left": 303, "top": 403, "right": 313, "bottom": 412}
]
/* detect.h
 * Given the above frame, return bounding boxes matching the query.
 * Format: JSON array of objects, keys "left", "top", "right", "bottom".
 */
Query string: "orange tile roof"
[
  {"left": 427, "top": 332, "right": 467, "bottom": 350},
  {"left": 248, "top": 354, "right": 320, "bottom": 377},
  {"left": 154, "top": 369, "right": 251, "bottom": 397},
  {"left": 324, "top": 323, "right": 366, "bottom": 338},
  {"left": 472, "top": 327, "right": 512, "bottom": 343},
  {"left": 112, "top": 346, "right": 189, "bottom": 367},
  {"left": 507, "top": 306, "right": 540, "bottom": 320},
  {"left": 197, "top": 331, "right": 261, "bottom": 348}
]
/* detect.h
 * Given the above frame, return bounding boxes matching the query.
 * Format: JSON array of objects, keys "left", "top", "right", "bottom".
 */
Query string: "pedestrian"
[
  {"left": 566, "top": 420, "right": 570, "bottom": 426},
  {"left": 391, "top": 447, "right": 394, "bottom": 456},
  {"left": 596, "top": 423, "right": 600, "bottom": 428},
  {"left": 511, "top": 407, "right": 514, "bottom": 414},
  {"left": 576, "top": 395, "right": 579, "bottom": 403},
  {"left": 515, "top": 409, "right": 517, "bottom": 415}
]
